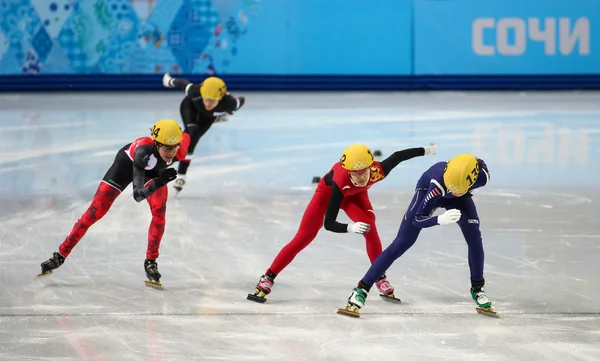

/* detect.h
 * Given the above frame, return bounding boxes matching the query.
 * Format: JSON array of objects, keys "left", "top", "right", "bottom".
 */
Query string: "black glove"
[{"left": 157, "top": 168, "right": 177, "bottom": 186}]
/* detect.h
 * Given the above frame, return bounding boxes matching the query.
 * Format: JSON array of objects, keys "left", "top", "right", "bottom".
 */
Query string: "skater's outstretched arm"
[
  {"left": 379, "top": 144, "right": 436, "bottom": 175},
  {"left": 163, "top": 74, "right": 195, "bottom": 95},
  {"left": 163, "top": 74, "right": 245, "bottom": 114},
  {"left": 323, "top": 183, "right": 348, "bottom": 233}
]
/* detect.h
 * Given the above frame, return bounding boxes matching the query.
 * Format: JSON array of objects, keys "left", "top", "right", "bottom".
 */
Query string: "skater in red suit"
[
  {"left": 36, "top": 119, "right": 190, "bottom": 289},
  {"left": 247, "top": 143, "right": 437, "bottom": 303}
]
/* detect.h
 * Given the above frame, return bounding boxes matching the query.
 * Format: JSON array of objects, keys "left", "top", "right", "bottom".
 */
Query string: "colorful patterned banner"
[{"left": 0, "top": 0, "right": 259, "bottom": 75}]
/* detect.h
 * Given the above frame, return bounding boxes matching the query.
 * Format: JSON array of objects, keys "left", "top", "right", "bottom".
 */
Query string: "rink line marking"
[{"left": 0, "top": 312, "right": 599, "bottom": 317}]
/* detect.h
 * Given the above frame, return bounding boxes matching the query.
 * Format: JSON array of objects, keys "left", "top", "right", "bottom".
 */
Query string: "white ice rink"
[{"left": 0, "top": 91, "right": 599, "bottom": 360}]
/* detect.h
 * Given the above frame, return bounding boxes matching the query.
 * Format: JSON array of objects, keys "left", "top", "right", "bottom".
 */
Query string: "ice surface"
[{"left": 0, "top": 91, "right": 599, "bottom": 360}]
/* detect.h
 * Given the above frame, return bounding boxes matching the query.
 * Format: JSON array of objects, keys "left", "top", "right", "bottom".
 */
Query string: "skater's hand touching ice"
[
  {"left": 347, "top": 222, "right": 371, "bottom": 234},
  {"left": 437, "top": 209, "right": 461, "bottom": 225}
]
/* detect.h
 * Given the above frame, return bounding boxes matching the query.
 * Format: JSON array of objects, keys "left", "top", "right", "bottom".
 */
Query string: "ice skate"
[
  {"left": 376, "top": 274, "right": 401, "bottom": 304},
  {"left": 35, "top": 252, "right": 65, "bottom": 279},
  {"left": 337, "top": 286, "right": 368, "bottom": 318},
  {"left": 173, "top": 175, "right": 186, "bottom": 194},
  {"left": 144, "top": 259, "right": 164, "bottom": 290},
  {"left": 471, "top": 286, "right": 499, "bottom": 318},
  {"left": 246, "top": 275, "right": 273, "bottom": 303}
]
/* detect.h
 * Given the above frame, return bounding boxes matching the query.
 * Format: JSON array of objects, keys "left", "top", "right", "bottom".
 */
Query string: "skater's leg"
[
  {"left": 360, "top": 216, "right": 421, "bottom": 289},
  {"left": 451, "top": 196, "right": 484, "bottom": 283},
  {"left": 267, "top": 189, "right": 330, "bottom": 275},
  {"left": 448, "top": 196, "right": 491, "bottom": 308},
  {"left": 59, "top": 182, "right": 121, "bottom": 257},
  {"left": 343, "top": 193, "right": 394, "bottom": 296},
  {"left": 248, "top": 189, "right": 329, "bottom": 301},
  {"left": 174, "top": 98, "right": 200, "bottom": 189},
  {"left": 58, "top": 152, "right": 132, "bottom": 258},
  {"left": 342, "top": 192, "right": 381, "bottom": 262},
  {"left": 39, "top": 152, "right": 130, "bottom": 276},
  {"left": 38, "top": 181, "right": 121, "bottom": 277},
  {"left": 175, "top": 97, "right": 216, "bottom": 188},
  {"left": 146, "top": 183, "right": 168, "bottom": 260},
  {"left": 339, "top": 216, "right": 421, "bottom": 315}
]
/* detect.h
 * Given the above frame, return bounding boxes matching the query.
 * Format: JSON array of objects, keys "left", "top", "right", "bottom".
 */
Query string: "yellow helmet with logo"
[
  {"left": 340, "top": 144, "right": 374, "bottom": 171},
  {"left": 200, "top": 77, "right": 226, "bottom": 100},
  {"left": 443, "top": 154, "right": 480, "bottom": 194},
  {"left": 151, "top": 119, "right": 183, "bottom": 146}
]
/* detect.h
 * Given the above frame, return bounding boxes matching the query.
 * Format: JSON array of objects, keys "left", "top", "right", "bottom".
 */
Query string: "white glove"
[
  {"left": 424, "top": 143, "right": 437, "bottom": 156},
  {"left": 347, "top": 222, "right": 371, "bottom": 234},
  {"left": 162, "top": 73, "right": 174, "bottom": 88},
  {"left": 214, "top": 113, "right": 229, "bottom": 123},
  {"left": 437, "top": 209, "right": 461, "bottom": 225}
]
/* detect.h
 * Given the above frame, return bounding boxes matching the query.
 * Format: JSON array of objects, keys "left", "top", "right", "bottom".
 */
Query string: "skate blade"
[
  {"left": 337, "top": 307, "right": 360, "bottom": 318},
  {"left": 476, "top": 307, "right": 500, "bottom": 318},
  {"left": 34, "top": 271, "right": 53, "bottom": 279},
  {"left": 246, "top": 293, "right": 267, "bottom": 303},
  {"left": 380, "top": 293, "right": 402, "bottom": 304},
  {"left": 145, "top": 280, "right": 164, "bottom": 290}
]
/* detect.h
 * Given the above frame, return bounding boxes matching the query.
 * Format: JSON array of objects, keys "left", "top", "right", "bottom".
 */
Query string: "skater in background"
[
  {"left": 337, "top": 154, "right": 496, "bottom": 317},
  {"left": 162, "top": 73, "right": 245, "bottom": 194},
  {"left": 247, "top": 143, "right": 438, "bottom": 303},
  {"left": 37, "top": 119, "right": 190, "bottom": 289}
]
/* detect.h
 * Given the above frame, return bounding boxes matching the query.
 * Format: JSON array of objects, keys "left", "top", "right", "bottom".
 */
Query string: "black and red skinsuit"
[{"left": 58, "top": 134, "right": 190, "bottom": 260}]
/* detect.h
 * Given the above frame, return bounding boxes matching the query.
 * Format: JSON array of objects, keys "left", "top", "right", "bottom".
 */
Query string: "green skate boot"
[
  {"left": 337, "top": 286, "right": 368, "bottom": 318},
  {"left": 471, "top": 286, "right": 499, "bottom": 318}
]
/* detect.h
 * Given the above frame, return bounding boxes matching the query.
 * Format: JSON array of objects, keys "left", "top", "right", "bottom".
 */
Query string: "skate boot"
[
  {"left": 173, "top": 175, "right": 186, "bottom": 193},
  {"left": 376, "top": 274, "right": 401, "bottom": 304},
  {"left": 35, "top": 252, "right": 65, "bottom": 278},
  {"left": 471, "top": 286, "right": 499, "bottom": 318},
  {"left": 247, "top": 274, "right": 274, "bottom": 303},
  {"left": 144, "top": 259, "right": 164, "bottom": 290},
  {"left": 337, "top": 286, "right": 368, "bottom": 318}
]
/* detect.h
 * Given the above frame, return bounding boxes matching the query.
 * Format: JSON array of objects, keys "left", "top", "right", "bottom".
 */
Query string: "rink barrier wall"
[
  {"left": 2, "top": 75, "right": 600, "bottom": 91},
  {"left": 0, "top": 0, "right": 599, "bottom": 90}
]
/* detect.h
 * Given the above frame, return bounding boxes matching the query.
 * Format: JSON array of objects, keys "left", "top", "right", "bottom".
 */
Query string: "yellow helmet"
[
  {"left": 151, "top": 119, "right": 183, "bottom": 146},
  {"left": 443, "top": 154, "right": 480, "bottom": 194},
  {"left": 340, "top": 144, "right": 374, "bottom": 171},
  {"left": 200, "top": 77, "right": 226, "bottom": 100}
]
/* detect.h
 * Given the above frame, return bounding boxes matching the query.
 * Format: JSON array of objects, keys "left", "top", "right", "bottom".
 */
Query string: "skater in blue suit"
[{"left": 337, "top": 154, "right": 497, "bottom": 317}]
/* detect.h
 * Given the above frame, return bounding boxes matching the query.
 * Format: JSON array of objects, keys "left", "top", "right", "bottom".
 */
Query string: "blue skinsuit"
[{"left": 361, "top": 160, "right": 491, "bottom": 287}]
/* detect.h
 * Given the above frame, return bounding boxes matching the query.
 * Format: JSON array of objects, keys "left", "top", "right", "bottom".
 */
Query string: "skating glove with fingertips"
[
  {"left": 348, "top": 222, "right": 371, "bottom": 234},
  {"left": 437, "top": 209, "right": 462, "bottom": 225}
]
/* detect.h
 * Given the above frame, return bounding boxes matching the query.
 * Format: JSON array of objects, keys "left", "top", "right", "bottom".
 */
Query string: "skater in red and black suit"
[
  {"left": 247, "top": 143, "right": 437, "bottom": 303},
  {"left": 37, "top": 119, "right": 190, "bottom": 289}
]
